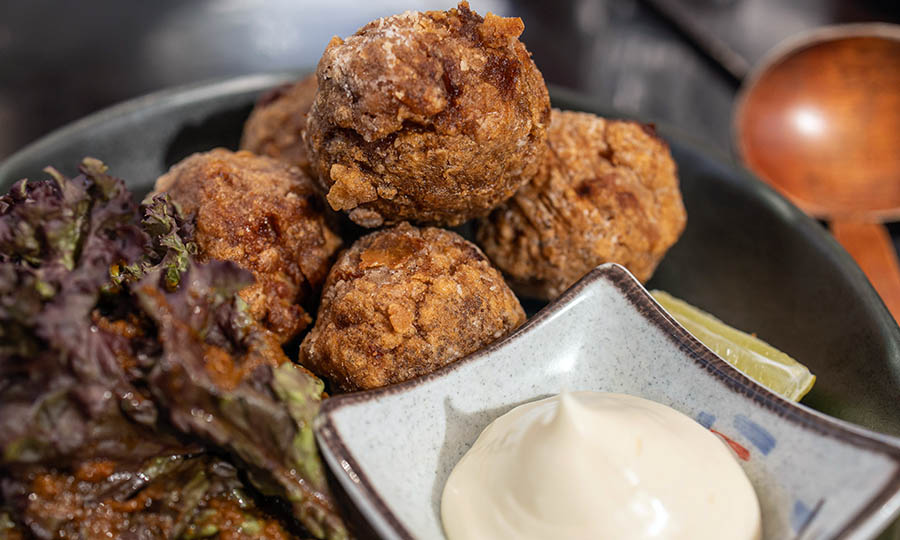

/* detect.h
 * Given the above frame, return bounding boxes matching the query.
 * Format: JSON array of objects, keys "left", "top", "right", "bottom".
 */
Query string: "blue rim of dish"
[{"left": 316, "top": 264, "right": 900, "bottom": 540}]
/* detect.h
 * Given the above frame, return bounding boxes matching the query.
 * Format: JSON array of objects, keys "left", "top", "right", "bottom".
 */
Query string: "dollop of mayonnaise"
[{"left": 441, "top": 392, "right": 761, "bottom": 540}]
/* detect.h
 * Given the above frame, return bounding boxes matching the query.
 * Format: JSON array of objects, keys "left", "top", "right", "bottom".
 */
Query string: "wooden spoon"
[
  {"left": 734, "top": 24, "right": 900, "bottom": 322},
  {"left": 642, "top": 2, "right": 900, "bottom": 322}
]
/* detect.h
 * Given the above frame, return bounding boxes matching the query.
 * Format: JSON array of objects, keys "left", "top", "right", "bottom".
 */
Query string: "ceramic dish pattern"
[{"left": 316, "top": 264, "right": 900, "bottom": 540}]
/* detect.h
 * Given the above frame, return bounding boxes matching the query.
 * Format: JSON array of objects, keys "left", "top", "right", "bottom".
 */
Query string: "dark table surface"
[
  {"left": 2, "top": 0, "right": 899, "bottom": 245},
  {"left": 2, "top": 0, "right": 898, "bottom": 161}
]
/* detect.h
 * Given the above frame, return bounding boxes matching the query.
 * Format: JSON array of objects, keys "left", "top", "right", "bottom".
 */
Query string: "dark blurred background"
[{"left": 1, "top": 0, "right": 898, "bottom": 162}]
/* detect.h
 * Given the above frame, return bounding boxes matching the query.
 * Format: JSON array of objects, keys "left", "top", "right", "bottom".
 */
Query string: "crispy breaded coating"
[
  {"left": 154, "top": 149, "right": 342, "bottom": 341},
  {"left": 306, "top": 2, "right": 551, "bottom": 228},
  {"left": 476, "top": 110, "right": 687, "bottom": 300},
  {"left": 240, "top": 74, "right": 318, "bottom": 176},
  {"left": 300, "top": 223, "right": 525, "bottom": 391}
]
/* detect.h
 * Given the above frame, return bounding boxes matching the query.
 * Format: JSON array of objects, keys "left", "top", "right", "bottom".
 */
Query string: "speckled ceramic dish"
[{"left": 316, "top": 264, "right": 900, "bottom": 540}]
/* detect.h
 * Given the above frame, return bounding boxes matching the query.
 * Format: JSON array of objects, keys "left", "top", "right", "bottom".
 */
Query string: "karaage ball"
[
  {"left": 476, "top": 110, "right": 687, "bottom": 301},
  {"left": 240, "top": 74, "right": 318, "bottom": 176},
  {"left": 305, "top": 2, "right": 550, "bottom": 227},
  {"left": 300, "top": 222, "right": 525, "bottom": 391},
  {"left": 154, "top": 149, "right": 342, "bottom": 341}
]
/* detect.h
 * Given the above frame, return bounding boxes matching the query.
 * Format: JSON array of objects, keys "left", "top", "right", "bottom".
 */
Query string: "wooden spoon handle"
[{"left": 830, "top": 220, "right": 900, "bottom": 323}]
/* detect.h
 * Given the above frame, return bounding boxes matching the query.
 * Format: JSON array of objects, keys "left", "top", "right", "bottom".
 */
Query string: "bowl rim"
[
  {"left": 316, "top": 264, "right": 900, "bottom": 540},
  {"left": 0, "top": 71, "right": 302, "bottom": 184}
]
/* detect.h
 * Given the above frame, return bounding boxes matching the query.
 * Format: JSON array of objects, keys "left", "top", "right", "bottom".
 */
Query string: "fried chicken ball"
[
  {"left": 476, "top": 110, "right": 687, "bottom": 301},
  {"left": 154, "top": 149, "right": 342, "bottom": 341},
  {"left": 240, "top": 74, "right": 318, "bottom": 176},
  {"left": 305, "top": 2, "right": 551, "bottom": 228},
  {"left": 300, "top": 222, "right": 525, "bottom": 391}
]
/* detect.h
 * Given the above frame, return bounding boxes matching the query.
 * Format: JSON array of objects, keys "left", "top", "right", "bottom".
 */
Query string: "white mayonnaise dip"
[{"left": 441, "top": 391, "right": 761, "bottom": 540}]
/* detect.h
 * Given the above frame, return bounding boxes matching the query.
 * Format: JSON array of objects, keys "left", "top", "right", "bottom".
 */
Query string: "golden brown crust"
[
  {"left": 476, "top": 110, "right": 687, "bottom": 300},
  {"left": 20, "top": 463, "right": 294, "bottom": 540},
  {"left": 305, "top": 2, "right": 551, "bottom": 227},
  {"left": 240, "top": 74, "right": 318, "bottom": 176},
  {"left": 300, "top": 222, "right": 525, "bottom": 391},
  {"left": 154, "top": 149, "right": 342, "bottom": 341}
]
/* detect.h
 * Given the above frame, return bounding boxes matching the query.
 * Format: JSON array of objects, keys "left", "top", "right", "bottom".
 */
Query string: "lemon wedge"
[{"left": 651, "top": 290, "right": 815, "bottom": 401}]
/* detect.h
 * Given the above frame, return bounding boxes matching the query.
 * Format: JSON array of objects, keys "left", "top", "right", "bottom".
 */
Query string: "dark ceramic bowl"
[{"left": 1, "top": 71, "right": 899, "bottom": 535}]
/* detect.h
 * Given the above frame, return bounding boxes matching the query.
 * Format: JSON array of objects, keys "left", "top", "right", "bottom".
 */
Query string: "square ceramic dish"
[{"left": 316, "top": 264, "right": 900, "bottom": 540}]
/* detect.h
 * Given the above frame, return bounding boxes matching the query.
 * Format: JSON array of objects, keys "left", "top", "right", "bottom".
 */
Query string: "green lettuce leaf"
[{"left": 137, "top": 263, "right": 347, "bottom": 540}]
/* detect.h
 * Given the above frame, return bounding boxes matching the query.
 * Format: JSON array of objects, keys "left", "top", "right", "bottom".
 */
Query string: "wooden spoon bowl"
[{"left": 735, "top": 24, "right": 900, "bottom": 322}]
